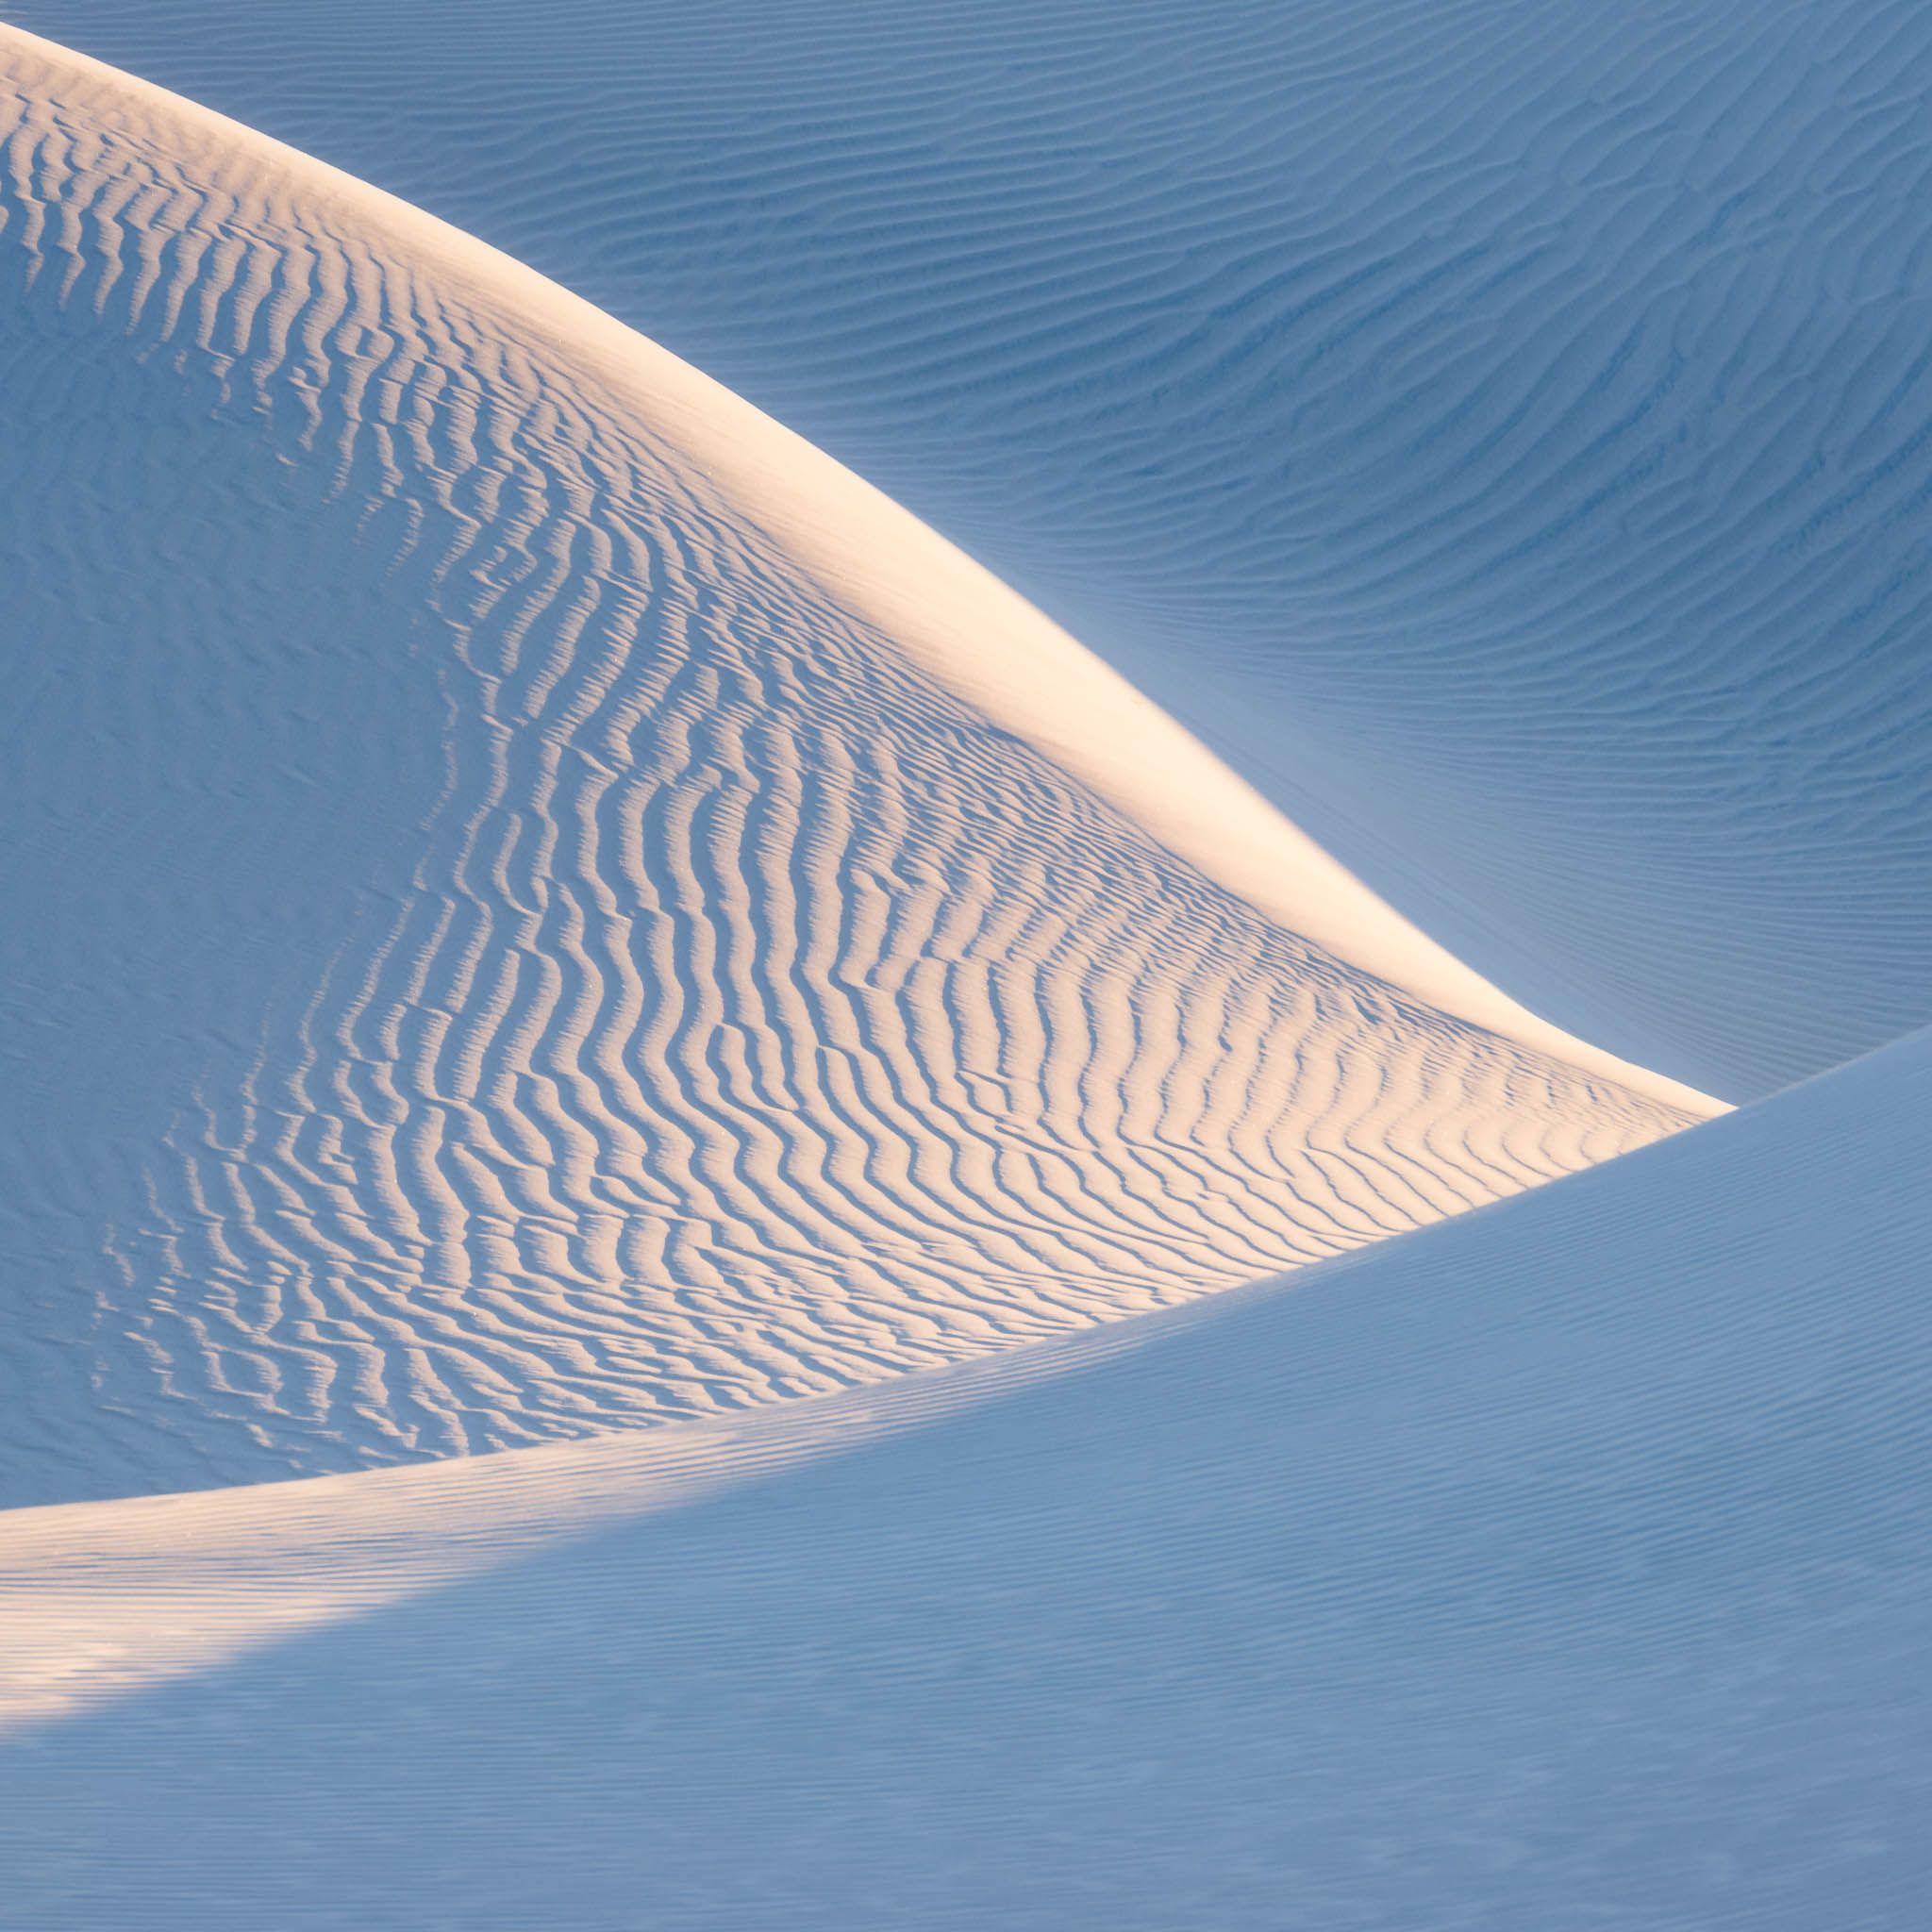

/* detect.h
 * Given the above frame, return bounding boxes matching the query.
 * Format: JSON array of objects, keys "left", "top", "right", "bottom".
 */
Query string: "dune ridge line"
[
  {"left": 0, "top": 25, "right": 1706, "bottom": 1507},
  {"left": 0, "top": 20, "right": 1714, "bottom": 1116}
]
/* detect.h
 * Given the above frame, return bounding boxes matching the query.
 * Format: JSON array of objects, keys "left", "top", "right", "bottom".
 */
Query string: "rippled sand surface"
[
  {"left": 0, "top": 34, "right": 1701, "bottom": 1504},
  {"left": 16, "top": 0, "right": 1932, "bottom": 1097},
  {"left": 3, "top": 9, "right": 1927, "bottom": 1926}
]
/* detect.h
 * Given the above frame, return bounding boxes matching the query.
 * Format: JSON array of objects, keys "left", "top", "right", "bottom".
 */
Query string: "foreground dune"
[
  {"left": 20, "top": 0, "right": 1932, "bottom": 1099},
  {"left": 0, "top": 30, "right": 1707, "bottom": 1507},
  {"left": 4, "top": 1024, "right": 1926, "bottom": 1924}
]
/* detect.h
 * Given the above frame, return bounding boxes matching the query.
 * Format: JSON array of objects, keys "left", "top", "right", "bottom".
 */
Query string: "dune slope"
[
  {"left": 23, "top": 0, "right": 1932, "bottom": 1105},
  {"left": 15, "top": 0, "right": 1932, "bottom": 1097},
  {"left": 0, "top": 33, "right": 1704, "bottom": 1507},
  {"left": 4, "top": 1024, "right": 1927, "bottom": 1926},
  {"left": 0, "top": 22, "right": 1921, "bottom": 1922}
]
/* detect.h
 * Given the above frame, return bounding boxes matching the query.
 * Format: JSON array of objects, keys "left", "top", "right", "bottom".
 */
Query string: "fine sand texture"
[
  {"left": 12, "top": 0, "right": 1932, "bottom": 1099},
  {"left": 5, "top": 1025, "right": 1928, "bottom": 1926},
  {"left": 3, "top": 14, "right": 1927, "bottom": 1925},
  {"left": 0, "top": 29, "right": 1705, "bottom": 1508}
]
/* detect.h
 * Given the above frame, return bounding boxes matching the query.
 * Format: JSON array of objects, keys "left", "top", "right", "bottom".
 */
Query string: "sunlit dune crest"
[
  {"left": 0, "top": 26, "right": 1706, "bottom": 1507},
  {"left": 16, "top": 0, "right": 1932, "bottom": 1099}
]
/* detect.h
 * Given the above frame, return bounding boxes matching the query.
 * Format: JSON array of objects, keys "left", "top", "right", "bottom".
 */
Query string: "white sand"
[
  {"left": 0, "top": 26, "right": 1705, "bottom": 1506},
  {"left": 1, "top": 11, "right": 1927, "bottom": 1925},
  {"left": 4, "top": 1024, "right": 1928, "bottom": 1924},
  {"left": 15, "top": 0, "right": 1932, "bottom": 1098}
]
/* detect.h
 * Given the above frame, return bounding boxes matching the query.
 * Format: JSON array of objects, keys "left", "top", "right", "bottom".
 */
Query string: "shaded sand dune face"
[
  {"left": 0, "top": 37, "right": 1703, "bottom": 1506},
  {"left": 18, "top": 0, "right": 1932, "bottom": 1099},
  {"left": 4, "top": 1028, "right": 1928, "bottom": 1927}
]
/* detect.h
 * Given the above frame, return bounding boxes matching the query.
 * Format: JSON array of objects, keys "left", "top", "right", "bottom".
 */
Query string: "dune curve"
[
  {"left": 0, "top": 29, "right": 1706, "bottom": 1506},
  {"left": 20, "top": 0, "right": 1932, "bottom": 1096}
]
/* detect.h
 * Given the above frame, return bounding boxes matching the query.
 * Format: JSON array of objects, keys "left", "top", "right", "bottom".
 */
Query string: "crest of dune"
[
  {"left": 0, "top": 26, "right": 1712, "bottom": 1506},
  {"left": 14, "top": 0, "right": 1932, "bottom": 1100}
]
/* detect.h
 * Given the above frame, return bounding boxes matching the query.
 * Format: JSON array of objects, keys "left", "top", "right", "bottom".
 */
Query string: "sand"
[
  {"left": 0, "top": 26, "right": 1703, "bottom": 1507},
  {"left": 0, "top": 8, "right": 1926, "bottom": 1924},
  {"left": 15, "top": 0, "right": 1932, "bottom": 1098},
  {"left": 5, "top": 1025, "right": 1928, "bottom": 1924}
]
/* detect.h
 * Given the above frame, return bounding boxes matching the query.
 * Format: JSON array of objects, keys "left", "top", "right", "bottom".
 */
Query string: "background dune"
[{"left": 10, "top": 0, "right": 1932, "bottom": 1098}]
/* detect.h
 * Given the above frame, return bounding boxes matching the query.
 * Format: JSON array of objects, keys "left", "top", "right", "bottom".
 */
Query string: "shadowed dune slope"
[
  {"left": 15, "top": 0, "right": 1932, "bottom": 1098},
  {"left": 4, "top": 1025, "right": 1928, "bottom": 1926},
  {"left": 0, "top": 36, "right": 1702, "bottom": 1507}
]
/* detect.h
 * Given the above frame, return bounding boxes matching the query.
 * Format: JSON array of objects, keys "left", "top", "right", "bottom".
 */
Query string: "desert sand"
[
  {"left": 15, "top": 0, "right": 1932, "bottom": 1099},
  {"left": 4, "top": 1024, "right": 1927, "bottom": 1924},
  {"left": 0, "top": 7, "right": 1926, "bottom": 1925},
  {"left": 0, "top": 28, "right": 1705, "bottom": 1505}
]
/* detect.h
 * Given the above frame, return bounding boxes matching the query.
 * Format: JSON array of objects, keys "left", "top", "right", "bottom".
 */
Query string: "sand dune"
[
  {"left": 19, "top": 0, "right": 1932, "bottom": 1098},
  {"left": 2, "top": 10, "right": 1927, "bottom": 1922},
  {"left": 0, "top": 31, "right": 1706, "bottom": 1507},
  {"left": 5, "top": 1024, "right": 1927, "bottom": 1925}
]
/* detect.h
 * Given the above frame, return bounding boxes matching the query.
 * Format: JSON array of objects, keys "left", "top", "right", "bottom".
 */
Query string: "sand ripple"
[
  {"left": 21, "top": 0, "right": 1932, "bottom": 1095},
  {"left": 0, "top": 41, "right": 1699, "bottom": 1502}
]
